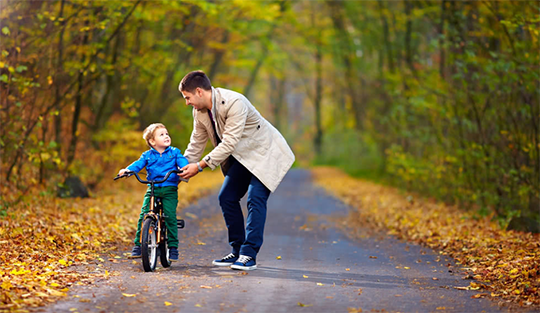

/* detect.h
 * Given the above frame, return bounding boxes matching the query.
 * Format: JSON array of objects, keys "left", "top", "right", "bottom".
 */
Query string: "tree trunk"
[
  {"left": 438, "top": 0, "right": 447, "bottom": 79},
  {"left": 54, "top": 0, "right": 66, "bottom": 149},
  {"left": 378, "top": 0, "right": 395, "bottom": 74},
  {"left": 67, "top": 20, "right": 90, "bottom": 168},
  {"left": 243, "top": 1, "right": 286, "bottom": 97},
  {"left": 314, "top": 44, "right": 323, "bottom": 156},
  {"left": 208, "top": 30, "right": 230, "bottom": 81}
]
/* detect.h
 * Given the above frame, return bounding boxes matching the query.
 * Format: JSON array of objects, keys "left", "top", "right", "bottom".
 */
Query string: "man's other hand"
[{"left": 179, "top": 163, "right": 199, "bottom": 179}]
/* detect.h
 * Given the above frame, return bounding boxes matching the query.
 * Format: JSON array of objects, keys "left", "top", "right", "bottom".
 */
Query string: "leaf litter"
[
  {"left": 0, "top": 171, "right": 223, "bottom": 310},
  {"left": 313, "top": 167, "right": 540, "bottom": 307}
]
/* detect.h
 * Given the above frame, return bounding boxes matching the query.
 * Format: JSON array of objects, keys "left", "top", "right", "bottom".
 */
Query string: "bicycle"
[{"left": 114, "top": 169, "right": 185, "bottom": 272}]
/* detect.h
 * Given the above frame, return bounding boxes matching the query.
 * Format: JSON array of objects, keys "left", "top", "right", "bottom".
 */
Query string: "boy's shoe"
[
  {"left": 128, "top": 245, "right": 141, "bottom": 259},
  {"left": 231, "top": 255, "right": 257, "bottom": 271},
  {"left": 212, "top": 253, "right": 238, "bottom": 266},
  {"left": 169, "top": 247, "right": 179, "bottom": 262}
]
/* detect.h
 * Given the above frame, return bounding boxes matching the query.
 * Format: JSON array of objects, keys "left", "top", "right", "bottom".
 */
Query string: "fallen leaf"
[
  {"left": 298, "top": 302, "right": 312, "bottom": 307},
  {"left": 276, "top": 256, "right": 282, "bottom": 260},
  {"left": 317, "top": 283, "right": 324, "bottom": 286},
  {"left": 303, "top": 275, "right": 309, "bottom": 278},
  {"left": 164, "top": 301, "right": 172, "bottom": 306},
  {"left": 200, "top": 285, "right": 212, "bottom": 289},
  {"left": 122, "top": 293, "right": 136, "bottom": 297}
]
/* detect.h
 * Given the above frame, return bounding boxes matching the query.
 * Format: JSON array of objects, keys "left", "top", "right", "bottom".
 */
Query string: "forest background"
[{"left": 1, "top": 0, "right": 539, "bottom": 226}]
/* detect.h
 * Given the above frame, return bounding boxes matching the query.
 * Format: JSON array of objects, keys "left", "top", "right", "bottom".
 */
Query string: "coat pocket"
[{"left": 248, "top": 123, "right": 272, "bottom": 154}]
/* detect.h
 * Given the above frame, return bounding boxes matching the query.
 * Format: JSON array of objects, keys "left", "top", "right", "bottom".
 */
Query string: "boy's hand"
[
  {"left": 118, "top": 168, "right": 129, "bottom": 176},
  {"left": 179, "top": 164, "right": 199, "bottom": 179}
]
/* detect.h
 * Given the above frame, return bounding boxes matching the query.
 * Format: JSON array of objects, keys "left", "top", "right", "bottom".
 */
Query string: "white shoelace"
[
  {"left": 237, "top": 255, "right": 252, "bottom": 264},
  {"left": 222, "top": 253, "right": 236, "bottom": 260}
]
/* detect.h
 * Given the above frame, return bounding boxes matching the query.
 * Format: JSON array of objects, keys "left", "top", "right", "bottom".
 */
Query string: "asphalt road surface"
[{"left": 40, "top": 169, "right": 522, "bottom": 313}]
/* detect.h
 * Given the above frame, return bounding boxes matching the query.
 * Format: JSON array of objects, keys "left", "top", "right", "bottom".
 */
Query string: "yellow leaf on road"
[
  {"left": 298, "top": 302, "right": 312, "bottom": 307},
  {"left": 164, "top": 301, "right": 172, "bottom": 306},
  {"left": 317, "top": 283, "right": 324, "bottom": 286},
  {"left": 122, "top": 293, "right": 136, "bottom": 297},
  {"left": 276, "top": 256, "right": 282, "bottom": 260},
  {"left": 303, "top": 275, "right": 308, "bottom": 278}
]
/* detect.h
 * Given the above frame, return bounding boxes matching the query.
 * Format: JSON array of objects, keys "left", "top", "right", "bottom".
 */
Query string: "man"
[{"left": 178, "top": 70, "right": 295, "bottom": 271}]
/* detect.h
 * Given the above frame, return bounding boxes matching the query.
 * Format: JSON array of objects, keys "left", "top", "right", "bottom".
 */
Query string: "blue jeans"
[{"left": 218, "top": 157, "right": 271, "bottom": 259}]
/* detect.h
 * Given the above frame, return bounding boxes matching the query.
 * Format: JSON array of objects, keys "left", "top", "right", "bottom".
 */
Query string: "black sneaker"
[
  {"left": 128, "top": 245, "right": 141, "bottom": 259},
  {"left": 212, "top": 253, "right": 238, "bottom": 266},
  {"left": 169, "top": 247, "right": 179, "bottom": 262},
  {"left": 231, "top": 255, "right": 257, "bottom": 271}
]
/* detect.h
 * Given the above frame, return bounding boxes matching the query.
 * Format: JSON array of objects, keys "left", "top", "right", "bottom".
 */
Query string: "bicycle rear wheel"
[
  {"left": 159, "top": 240, "right": 171, "bottom": 268},
  {"left": 141, "top": 218, "right": 158, "bottom": 272}
]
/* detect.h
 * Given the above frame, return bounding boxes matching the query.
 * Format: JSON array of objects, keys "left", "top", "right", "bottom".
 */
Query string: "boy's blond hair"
[{"left": 143, "top": 123, "right": 166, "bottom": 148}]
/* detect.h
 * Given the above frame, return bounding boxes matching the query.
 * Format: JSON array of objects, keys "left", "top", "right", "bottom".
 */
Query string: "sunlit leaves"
[
  {"left": 0, "top": 170, "right": 223, "bottom": 310},
  {"left": 313, "top": 167, "right": 540, "bottom": 307}
]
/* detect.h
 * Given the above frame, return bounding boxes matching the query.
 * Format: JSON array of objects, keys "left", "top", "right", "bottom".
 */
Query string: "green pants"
[{"left": 134, "top": 186, "right": 178, "bottom": 248}]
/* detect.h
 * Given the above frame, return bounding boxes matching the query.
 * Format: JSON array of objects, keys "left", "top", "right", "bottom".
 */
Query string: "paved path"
[{"left": 40, "top": 169, "right": 518, "bottom": 313}]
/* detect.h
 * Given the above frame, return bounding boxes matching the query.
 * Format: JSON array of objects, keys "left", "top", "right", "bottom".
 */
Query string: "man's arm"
[
  {"left": 183, "top": 110, "right": 209, "bottom": 164},
  {"left": 201, "top": 99, "right": 247, "bottom": 170}
]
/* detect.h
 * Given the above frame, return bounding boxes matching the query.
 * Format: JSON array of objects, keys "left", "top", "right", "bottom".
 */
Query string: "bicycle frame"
[{"left": 114, "top": 169, "right": 182, "bottom": 244}]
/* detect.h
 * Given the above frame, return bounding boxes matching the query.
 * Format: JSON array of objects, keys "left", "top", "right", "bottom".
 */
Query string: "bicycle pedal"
[{"left": 177, "top": 219, "right": 185, "bottom": 229}]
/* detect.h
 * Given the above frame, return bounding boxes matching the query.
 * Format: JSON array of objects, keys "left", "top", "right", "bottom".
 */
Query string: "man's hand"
[{"left": 179, "top": 163, "right": 200, "bottom": 179}]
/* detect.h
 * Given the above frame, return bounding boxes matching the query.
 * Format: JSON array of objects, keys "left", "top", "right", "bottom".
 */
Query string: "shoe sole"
[
  {"left": 230, "top": 264, "right": 257, "bottom": 271},
  {"left": 212, "top": 261, "right": 236, "bottom": 267}
]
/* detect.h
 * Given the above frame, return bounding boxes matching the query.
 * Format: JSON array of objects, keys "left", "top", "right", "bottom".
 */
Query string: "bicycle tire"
[
  {"left": 141, "top": 218, "right": 158, "bottom": 272},
  {"left": 159, "top": 240, "right": 171, "bottom": 268}
]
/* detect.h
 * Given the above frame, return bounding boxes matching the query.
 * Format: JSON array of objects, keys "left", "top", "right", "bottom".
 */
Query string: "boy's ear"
[{"left": 149, "top": 138, "right": 156, "bottom": 147}]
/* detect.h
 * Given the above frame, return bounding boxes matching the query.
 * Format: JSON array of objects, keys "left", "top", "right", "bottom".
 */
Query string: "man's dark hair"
[{"left": 179, "top": 70, "right": 212, "bottom": 92}]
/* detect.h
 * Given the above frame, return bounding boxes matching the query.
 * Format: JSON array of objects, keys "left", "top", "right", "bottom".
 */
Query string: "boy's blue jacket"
[{"left": 127, "top": 146, "right": 189, "bottom": 187}]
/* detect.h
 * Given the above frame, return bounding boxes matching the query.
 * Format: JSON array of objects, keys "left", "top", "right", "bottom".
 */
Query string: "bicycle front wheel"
[{"left": 141, "top": 218, "right": 158, "bottom": 272}]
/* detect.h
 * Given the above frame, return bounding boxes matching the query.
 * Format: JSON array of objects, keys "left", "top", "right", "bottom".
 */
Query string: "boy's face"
[{"left": 149, "top": 127, "right": 171, "bottom": 150}]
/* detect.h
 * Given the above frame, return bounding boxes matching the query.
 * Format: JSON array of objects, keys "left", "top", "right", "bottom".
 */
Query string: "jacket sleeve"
[
  {"left": 202, "top": 98, "right": 247, "bottom": 170},
  {"left": 183, "top": 109, "right": 209, "bottom": 164},
  {"left": 126, "top": 152, "right": 147, "bottom": 173}
]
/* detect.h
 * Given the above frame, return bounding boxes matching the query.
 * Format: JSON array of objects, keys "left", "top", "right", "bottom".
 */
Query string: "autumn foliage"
[
  {"left": 0, "top": 171, "right": 223, "bottom": 310},
  {"left": 313, "top": 167, "right": 540, "bottom": 308}
]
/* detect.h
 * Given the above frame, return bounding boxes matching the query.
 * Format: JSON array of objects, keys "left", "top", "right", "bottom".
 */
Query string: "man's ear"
[{"left": 196, "top": 87, "right": 202, "bottom": 97}]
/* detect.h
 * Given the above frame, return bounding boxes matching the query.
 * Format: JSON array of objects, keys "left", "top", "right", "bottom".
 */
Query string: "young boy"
[{"left": 118, "top": 123, "right": 188, "bottom": 261}]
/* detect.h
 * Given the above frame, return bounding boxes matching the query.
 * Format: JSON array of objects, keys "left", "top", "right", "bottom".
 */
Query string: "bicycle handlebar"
[{"left": 114, "top": 169, "right": 183, "bottom": 184}]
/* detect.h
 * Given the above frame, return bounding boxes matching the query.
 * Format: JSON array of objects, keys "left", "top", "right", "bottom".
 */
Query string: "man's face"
[{"left": 181, "top": 88, "right": 207, "bottom": 111}]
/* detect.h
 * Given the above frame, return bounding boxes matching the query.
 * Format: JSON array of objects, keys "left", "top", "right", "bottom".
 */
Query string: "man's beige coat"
[{"left": 183, "top": 87, "right": 295, "bottom": 192}]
